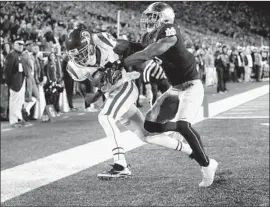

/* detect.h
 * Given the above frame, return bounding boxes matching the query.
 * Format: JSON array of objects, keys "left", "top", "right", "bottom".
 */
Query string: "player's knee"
[
  {"left": 144, "top": 120, "right": 164, "bottom": 133},
  {"left": 175, "top": 120, "right": 190, "bottom": 135},
  {"left": 135, "top": 129, "right": 150, "bottom": 142},
  {"left": 144, "top": 120, "right": 177, "bottom": 133},
  {"left": 147, "top": 120, "right": 190, "bottom": 134}
]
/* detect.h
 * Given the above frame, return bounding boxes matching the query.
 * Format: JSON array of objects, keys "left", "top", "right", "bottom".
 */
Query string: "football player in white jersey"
[{"left": 65, "top": 25, "right": 193, "bottom": 179}]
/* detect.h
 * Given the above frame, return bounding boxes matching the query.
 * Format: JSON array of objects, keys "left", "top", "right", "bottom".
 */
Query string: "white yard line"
[
  {"left": 210, "top": 116, "right": 269, "bottom": 119},
  {"left": 1, "top": 84, "right": 269, "bottom": 203},
  {"left": 78, "top": 113, "right": 85, "bottom": 116}
]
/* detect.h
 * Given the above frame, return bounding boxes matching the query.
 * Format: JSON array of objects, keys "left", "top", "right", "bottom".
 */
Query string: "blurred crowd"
[{"left": 1, "top": 1, "right": 269, "bottom": 127}]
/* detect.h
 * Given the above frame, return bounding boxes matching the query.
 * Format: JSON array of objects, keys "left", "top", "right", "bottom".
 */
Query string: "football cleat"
[
  {"left": 98, "top": 164, "right": 131, "bottom": 180},
  {"left": 199, "top": 158, "right": 218, "bottom": 187}
]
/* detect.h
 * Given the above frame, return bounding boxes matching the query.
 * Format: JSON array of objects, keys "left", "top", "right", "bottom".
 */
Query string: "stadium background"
[{"left": 1, "top": 1, "right": 269, "bottom": 206}]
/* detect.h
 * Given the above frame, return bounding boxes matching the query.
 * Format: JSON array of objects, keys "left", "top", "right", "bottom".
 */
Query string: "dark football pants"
[
  {"left": 216, "top": 67, "right": 226, "bottom": 92},
  {"left": 79, "top": 79, "right": 94, "bottom": 108},
  {"left": 64, "top": 75, "right": 74, "bottom": 109}
]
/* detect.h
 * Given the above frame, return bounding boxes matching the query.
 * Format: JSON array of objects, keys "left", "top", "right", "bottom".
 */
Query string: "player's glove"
[
  {"left": 104, "top": 59, "right": 126, "bottom": 71},
  {"left": 108, "top": 69, "right": 122, "bottom": 85}
]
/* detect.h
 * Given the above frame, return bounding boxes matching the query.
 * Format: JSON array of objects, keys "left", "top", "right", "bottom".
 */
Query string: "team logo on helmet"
[
  {"left": 80, "top": 31, "right": 91, "bottom": 44},
  {"left": 81, "top": 31, "right": 90, "bottom": 38}
]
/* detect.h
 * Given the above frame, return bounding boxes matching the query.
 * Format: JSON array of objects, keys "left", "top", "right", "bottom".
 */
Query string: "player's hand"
[{"left": 104, "top": 60, "right": 125, "bottom": 71}]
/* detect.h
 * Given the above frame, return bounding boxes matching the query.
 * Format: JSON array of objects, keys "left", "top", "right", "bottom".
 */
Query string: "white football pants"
[{"left": 98, "top": 80, "right": 193, "bottom": 161}]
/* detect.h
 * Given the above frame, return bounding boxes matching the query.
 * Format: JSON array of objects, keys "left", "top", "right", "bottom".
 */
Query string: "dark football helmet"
[
  {"left": 140, "top": 2, "right": 175, "bottom": 33},
  {"left": 65, "top": 26, "right": 96, "bottom": 67}
]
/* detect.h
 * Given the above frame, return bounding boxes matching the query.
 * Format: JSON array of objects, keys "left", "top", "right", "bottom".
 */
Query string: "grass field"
[
  {"left": 3, "top": 118, "right": 269, "bottom": 206},
  {"left": 1, "top": 85, "right": 269, "bottom": 206}
]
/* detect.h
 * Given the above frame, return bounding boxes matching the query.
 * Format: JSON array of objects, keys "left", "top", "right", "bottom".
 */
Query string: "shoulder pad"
[
  {"left": 157, "top": 24, "right": 179, "bottom": 40},
  {"left": 94, "top": 32, "right": 116, "bottom": 48}
]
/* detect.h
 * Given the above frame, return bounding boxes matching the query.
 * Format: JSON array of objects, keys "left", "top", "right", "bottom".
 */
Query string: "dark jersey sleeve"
[{"left": 156, "top": 23, "right": 179, "bottom": 41}]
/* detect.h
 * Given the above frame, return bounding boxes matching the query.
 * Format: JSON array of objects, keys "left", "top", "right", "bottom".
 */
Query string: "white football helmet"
[{"left": 140, "top": 2, "right": 175, "bottom": 33}]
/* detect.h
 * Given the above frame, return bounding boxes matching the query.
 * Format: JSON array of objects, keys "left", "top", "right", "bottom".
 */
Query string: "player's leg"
[
  {"left": 141, "top": 88, "right": 192, "bottom": 154},
  {"left": 171, "top": 80, "right": 218, "bottom": 187},
  {"left": 97, "top": 81, "right": 137, "bottom": 179},
  {"left": 119, "top": 103, "right": 192, "bottom": 155},
  {"left": 145, "top": 81, "right": 210, "bottom": 164},
  {"left": 119, "top": 104, "right": 148, "bottom": 140},
  {"left": 150, "top": 82, "right": 158, "bottom": 106},
  {"left": 79, "top": 79, "right": 98, "bottom": 111}
]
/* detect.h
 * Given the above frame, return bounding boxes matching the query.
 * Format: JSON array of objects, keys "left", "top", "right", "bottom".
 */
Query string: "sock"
[
  {"left": 175, "top": 140, "right": 193, "bottom": 155},
  {"left": 112, "top": 147, "right": 127, "bottom": 167},
  {"left": 146, "top": 133, "right": 192, "bottom": 155},
  {"left": 176, "top": 121, "right": 209, "bottom": 167},
  {"left": 98, "top": 114, "right": 127, "bottom": 168}
]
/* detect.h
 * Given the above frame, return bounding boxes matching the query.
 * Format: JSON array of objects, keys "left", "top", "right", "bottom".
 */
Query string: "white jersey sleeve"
[
  {"left": 66, "top": 61, "right": 99, "bottom": 82},
  {"left": 92, "top": 32, "right": 119, "bottom": 66}
]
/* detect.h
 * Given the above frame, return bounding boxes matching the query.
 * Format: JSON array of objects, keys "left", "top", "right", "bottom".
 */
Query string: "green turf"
[{"left": 3, "top": 118, "right": 269, "bottom": 206}]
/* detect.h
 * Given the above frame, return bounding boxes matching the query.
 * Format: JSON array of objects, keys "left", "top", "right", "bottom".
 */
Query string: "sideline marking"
[
  {"left": 1, "top": 131, "right": 144, "bottom": 203},
  {"left": 223, "top": 112, "right": 252, "bottom": 115},
  {"left": 63, "top": 116, "right": 69, "bottom": 119},
  {"left": 1, "top": 85, "right": 269, "bottom": 203},
  {"left": 260, "top": 123, "right": 269, "bottom": 126},
  {"left": 208, "top": 85, "right": 269, "bottom": 117},
  {"left": 2, "top": 128, "right": 12, "bottom": 132},
  {"left": 230, "top": 109, "right": 259, "bottom": 111},
  {"left": 240, "top": 105, "right": 267, "bottom": 108},
  {"left": 78, "top": 113, "right": 85, "bottom": 116},
  {"left": 210, "top": 116, "right": 269, "bottom": 119}
]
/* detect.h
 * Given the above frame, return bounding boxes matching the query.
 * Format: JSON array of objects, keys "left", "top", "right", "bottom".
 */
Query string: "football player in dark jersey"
[{"left": 111, "top": 2, "right": 218, "bottom": 187}]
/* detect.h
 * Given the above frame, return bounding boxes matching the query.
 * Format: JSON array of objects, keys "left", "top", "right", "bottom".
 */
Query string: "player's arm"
[
  {"left": 123, "top": 36, "right": 177, "bottom": 67},
  {"left": 113, "top": 39, "right": 144, "bottom": 58}
]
